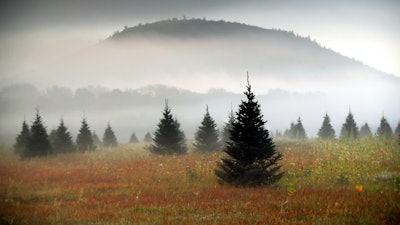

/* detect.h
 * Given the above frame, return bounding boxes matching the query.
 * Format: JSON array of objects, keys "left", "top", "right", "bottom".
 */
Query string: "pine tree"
[
  {"left": 103, "top": 123, "right": 118, "bottom": 147},
  {"left": 129, "top": 132, "right": 139, "bottom": 143},
  {"left": 221, "top": 109, "right": 235, "bottom": 148},
  {"left": 193, "top": 105, "right": 220, "bottom": 152},
  {"left": 340, "top": 111, "right": 359, "bottom": 140},
  {"left": 294, "top": 117, "right": 307, "bottom": 139},
  {"left": 395, "top": 122, "right": 400, "bottom": 144},
  {"left": 49, "top": 129, "right": 57, "bottom": 148},
  {"left": 143, "top": 132, "right": 152, "bottom": 142},
  {"left": 25, "top": 110, "right": 52, "bottom": 158},
  {"left": 318, "top": 113, "right": 335, "bottom": 140},
  {"left": 92, "top": 131, "right": 101, "bottom": 147},
  {"left": 149, "top": 101, "right": 187, "bottom": 155},
  {"left": 376, "top": 116, "right": 393, "bottom": 138},
  {"left": 76, "top": 118, "right": 94, "bottom": 152},
  {"left": 215, "top": 75, "right": 284, "bottom": 187},
  {"left": 359, "top": 123, "right": 372, "bottom": 138},
  {"left": 53, "top": 119, "right": 74, "bottom": 154},
  {"left": 14, "top": 120, "right": 30, "bottom": 156}
]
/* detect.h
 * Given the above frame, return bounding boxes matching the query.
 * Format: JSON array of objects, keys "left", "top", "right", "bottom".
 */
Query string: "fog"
[{"left": 1, "top": 13, "right": 399, "bottom": 145}]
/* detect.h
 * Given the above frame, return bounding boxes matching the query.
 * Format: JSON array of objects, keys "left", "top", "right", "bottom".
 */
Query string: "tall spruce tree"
[
  {"left": 14, "top": 120, "right": 30, "bottom": 156},
  {"left": 193, "top": 105, "right": 220, "bottom": 152},
  {"left": 149, "top": 101, "right": 187, "bottom": 155},
  {"left": 221, "top": 108, "right": 235, "bottom": 148},
  {"left": 53, "top": 119, "right": 74, "bottom": 154},
  {"left": 376, "top": 116, "right": 393, "bottom": 138},
  {"left": 25, "top": 110, "right": 52, "bottom": 158},
  {"left": 129, "top": 132, "right": 139, "bottom": 143},
  {"left": 103, "top": 123, "right": 118, "bottom": 147},
  {"left": 76, "top": 118, "right": 94, "bottom": 152},
  {"left": 340, "top": 111, "right": 359, "bottom": 140},
  {"left": 318, "top": 113, "right": 335, "bottom": 139},
  {"left": 360, "top": 123, "right": 372, "bottom": 138},
  {"left": 215, "top": 76, "right": 284, "bottom": 187}
]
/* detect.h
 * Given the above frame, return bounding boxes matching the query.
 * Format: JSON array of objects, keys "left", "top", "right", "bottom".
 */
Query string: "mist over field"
[{"left": 1, "top": 19, "right": 399, "bottom": 144}]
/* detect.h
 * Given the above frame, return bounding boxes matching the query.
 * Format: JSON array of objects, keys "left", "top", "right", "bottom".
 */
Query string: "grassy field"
[{"left": 0, "top": 139, "right": 399, "bottom": 224}]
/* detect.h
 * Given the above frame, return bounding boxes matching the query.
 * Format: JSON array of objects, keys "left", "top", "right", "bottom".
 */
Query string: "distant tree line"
[{"left": 276, "top": 111, "right": 399, "bottom": 141}]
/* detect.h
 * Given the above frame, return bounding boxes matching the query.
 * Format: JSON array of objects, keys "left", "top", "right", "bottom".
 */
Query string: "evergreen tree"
[
  {"left": 14, "top": 120, "right": 30, "bottom": 156},
  {"left": 317, "top": 113, "right": 335, "bottom": 139},
  {"left": 294, "top": 117, "right": 307, "bottom": 139},
  {"left": 25, "top": 110, "right": 52, "bottom": 158},
  {"left": 143, "top": 132, "right": 152, "bottom": 142},
  {"left": 103, "top": 123, "right": 118, "bottom": 147},
  {"left": 395, "top": 122, "right": 400, "bottom": 138},
  {"left": 53, "top": 119, "right": 74, "bottom": 154},
  {"left": 395, "top": 122, "right": 400, "bottom": 144},
  {"left": 359, "top": 123, "right": 372, "bottom": 138},
  {"left": 76, "top": 118, "right": 94, "bottom": 152},
  {"left": 92, "top": 131, "right": 101, "bottom": 147},
  {"left": 221, "top": 108, "right": 235, "bottom": 148},
  {"left": 129, "top": 132, "right": 139, "bottom": 143},
  {"left": 193, "top": 105, "right": 220, "bottom": 152},
  {"left": 215, "top": 76, "right": 284, "bottom": 187},
  {"left": 376, "top": 116, "right": 393, "bottom": 138},
  {"left": 340, "top": 111, "right": 359, "bottom": 140},
  {"left": 149, "top": 101, "right": 187, "bottom": 155}
]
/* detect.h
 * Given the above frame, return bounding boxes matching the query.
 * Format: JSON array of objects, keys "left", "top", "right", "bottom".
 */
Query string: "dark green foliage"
[
  {"left": 129, "top": 132, "right": 139, "bottom": 143},
  {"left": 360, "top": 123, "right": 372, "bottom": 138},
  {"left": 376, "top": 116, "right": 393, "bottom": 138},
  {"left": 215, "top": 77, "right": 284, "bottom": 187},
  {"left": 14, "top": 120, "right": 30, "bottom": 156},
  {"left": 221, "top": 109, "right": 235, "bottom": 148},
  {"left": 395, "top": 122, "right": 400, "bottom": 144},
  {"left": 52, "top": 119, "right": 74, "bottom": 154},
  {"left": 49, "top": 129, "right": 57, "bottom": 148},
  {"left": 149, "top": 102, "right": 187, "bottom": 155},
  {"left": 318, "top": 113, "right": 335, "bottom": 139},
  {"left": 103, "top": 123, "right": 118, "bottom": 147},
  {"left": 193, "top": 106, "right": 220, "bottom": 152},
  {"left": 25, "top": 111, "right": 52, "bottom": 158},
  {"left": 340, "top": 111, "right": 359, "bottom": 140},
  {"left": 143, "top": 132, "right": 152, "bottom": 142},
  {"left": 76, "top": 118, "right": 94, "bottom": 152}
]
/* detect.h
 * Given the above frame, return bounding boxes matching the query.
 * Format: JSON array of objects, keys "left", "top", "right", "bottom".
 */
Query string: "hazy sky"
[{"left": 1, "top": 0, "right": 399, "bottom": 84}]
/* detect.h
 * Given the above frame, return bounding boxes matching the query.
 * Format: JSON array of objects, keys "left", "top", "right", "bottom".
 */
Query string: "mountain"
[{"left": 1, "top": 19, "right": 399, "bottom": 143}]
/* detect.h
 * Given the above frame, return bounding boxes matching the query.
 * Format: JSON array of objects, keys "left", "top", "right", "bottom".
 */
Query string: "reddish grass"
[{"left": 0, "top": 140, "right": 399, "bottom": 224}]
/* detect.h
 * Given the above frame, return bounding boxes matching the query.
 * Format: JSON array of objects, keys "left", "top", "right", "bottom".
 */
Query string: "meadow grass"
[{"left": 0, "top": 139, "right": 399, "bottom": 224}]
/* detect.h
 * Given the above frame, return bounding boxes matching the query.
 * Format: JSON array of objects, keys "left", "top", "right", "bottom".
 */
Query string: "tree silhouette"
[
  {"left": 103, "top": 123, "right": 118, "bottom": 147},
  {"left": 76, "top": 118, "right": 94, "bottom": 152},
  {"left": 92, "top": 131, "right": 102, "bottom": 147},
  {"left": 129, "top": 132, "right": 139, "bottom": 143},
  {"left": 52, "top": 119, "right": 74, "bottom": 154},
  {"left": 143, "top": 132, "right": 153, "bottom": 142},
  {"left": 294, "top": 117, "right": 307, "bottom": 139},
  {"left": 193, "top": 105, "right": 220, "bottom": 152},
  {"left": 25, "top": 110, "right": 52, "bottom": 158},
  {"left": 317, "top": 113, "right": 335, "bottom": 139},
  {"left": 360, "top": 123, "right": 372, "bottom": 138},
  {"left": 14, "top": 120, "right": 30, "bottom": 156},
  {"left": 149, "top": 101, "right": 187, "bottom": 155},
  {"left": 215, "top": 75, "right": 284, "bottom": 187},
  {"left": 340, "top": 111, "right": 359, "bottom": 140},
  {"left": 376, "top": 116, "right": 393, "bottom": 138},
  {"left": 221, "top": 108, "right": 235, "bottom": 148}
]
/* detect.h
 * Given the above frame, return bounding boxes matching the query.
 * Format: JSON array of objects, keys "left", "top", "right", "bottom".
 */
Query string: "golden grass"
[{"left": 0, "top": 139, "right": 399, "bottom": 224}]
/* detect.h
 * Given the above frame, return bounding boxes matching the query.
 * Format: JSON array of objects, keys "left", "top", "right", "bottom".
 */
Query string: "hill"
[{"left": 0, "top": 18, "right": 399, "bottom": 143}]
